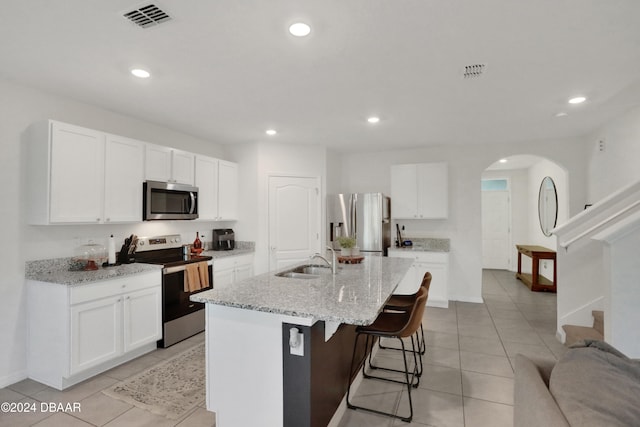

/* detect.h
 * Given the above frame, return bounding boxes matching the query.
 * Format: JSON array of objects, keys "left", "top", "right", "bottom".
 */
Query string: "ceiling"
[{"left": 1, "top": 0, "right": 640, "bottom": 153}]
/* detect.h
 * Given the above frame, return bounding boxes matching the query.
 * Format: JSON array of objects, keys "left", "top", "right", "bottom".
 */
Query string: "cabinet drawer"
[
  {"left": 213, "top": 254, "right": 253, "bottom": 270},
  {"left": 70, "top": 272, "right": 160, "bottom": 305}
]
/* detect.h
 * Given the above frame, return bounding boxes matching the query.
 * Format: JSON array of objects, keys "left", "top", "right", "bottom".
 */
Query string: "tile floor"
[
  {"left": 0, "top": 333, "right": 213, "bottom": 427},
  {"left": 1, "top": 269, "right": 564, "bottom": 427},
  {"left": 337, "top": 269, "right": 565, "bottom": 427}
]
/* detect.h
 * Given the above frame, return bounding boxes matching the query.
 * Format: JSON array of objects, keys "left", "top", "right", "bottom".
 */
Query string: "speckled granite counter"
[
  {"left": 25, "top": 258, "right": 161, "bottom": 286},
  {"left": 202, "top": 248, "right": 254, "bottom": 260},
  {"left": 392, "top": 237, "right": 450, "bottom": 252},
  {"left": 191, "top": 256, "right": 413, "bottom": 325}
]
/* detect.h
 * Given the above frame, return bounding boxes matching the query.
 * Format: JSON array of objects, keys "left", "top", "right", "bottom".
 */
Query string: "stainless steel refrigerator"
[{"left": 327, "top": 193, "right": 391, "bottom": 255}]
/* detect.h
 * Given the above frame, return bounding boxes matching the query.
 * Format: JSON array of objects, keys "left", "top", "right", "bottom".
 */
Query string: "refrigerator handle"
[
  {"left": 329, "top": 222, "right": 334, "bottom": 242},
  {"left": 351, "top": 195, "right": 357, "bottom": 238}
]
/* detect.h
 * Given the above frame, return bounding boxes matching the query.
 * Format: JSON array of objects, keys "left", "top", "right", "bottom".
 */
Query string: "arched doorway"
[{"left": 481, "top": 155, "right": 569, "bottom": 274}]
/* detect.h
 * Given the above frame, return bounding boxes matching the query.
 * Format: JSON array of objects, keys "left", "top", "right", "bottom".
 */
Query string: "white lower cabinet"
[
  {"left": 213, "top": 254, "right": 254, "bottom": 290},
  {"left": 70, "top": 295, "right": 122, "bottom": 375},
  {"left": 28, "top": 271, "right": 161, "bottom": 390},
  {"left": 388, "top": 249, "right": 449, "bottom": 308}
]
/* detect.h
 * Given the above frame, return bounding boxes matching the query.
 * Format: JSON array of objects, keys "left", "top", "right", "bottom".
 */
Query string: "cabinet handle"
[
  {"left": 105, "top": 218, "right": 110, "bottom": 222},
  {"left": 96, "top": 218, "right": 100, "bottom": 222}
]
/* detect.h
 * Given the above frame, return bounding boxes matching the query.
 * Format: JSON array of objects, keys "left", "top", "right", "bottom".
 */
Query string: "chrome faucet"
[{"left": 309, "top": 246, "right": 337, "bottom": 275}]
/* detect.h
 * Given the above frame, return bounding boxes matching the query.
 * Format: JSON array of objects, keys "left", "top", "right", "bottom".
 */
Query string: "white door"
[
  {"left": 481, "top": 188, "right": 511, "bottom": 269},
  {"left": 268, "top": 176, "right": 321, "bottom": 271}
]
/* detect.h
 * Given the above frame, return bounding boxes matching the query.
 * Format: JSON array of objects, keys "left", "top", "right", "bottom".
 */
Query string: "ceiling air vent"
[
  {"left": 463, "top": 64, "right": 486, "bottom": 79},
  {"left": 123, "top": 4, "right": 172, "bottom": 28}
]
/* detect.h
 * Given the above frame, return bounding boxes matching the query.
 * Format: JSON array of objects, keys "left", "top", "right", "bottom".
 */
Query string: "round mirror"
[{"left": 538, "top": 176, "right": 558, "bottom": 236}]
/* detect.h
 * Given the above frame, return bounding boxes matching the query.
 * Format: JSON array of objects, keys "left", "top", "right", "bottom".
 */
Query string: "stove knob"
[{"left": 138, "top": 241, "right": 145, "bottom": 246}]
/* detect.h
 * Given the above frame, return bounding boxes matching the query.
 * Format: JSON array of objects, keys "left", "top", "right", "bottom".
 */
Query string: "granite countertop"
[
  {"left": 25, "top": 258, "right": 162, "bottom": 286},
  {"left": 191, "top": 256, "right": 413, "bottom": 325},
  {"left": 390, "top": 237, "right": 450, "bottom": 253},
  {"left": 202, "top": 248, "right": 254, "bottom": 259}
]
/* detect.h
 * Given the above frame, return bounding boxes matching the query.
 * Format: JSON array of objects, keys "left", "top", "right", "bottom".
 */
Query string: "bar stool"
[
  {"left": 381, "top": 272, "right": 431, "bottom": 356},
  {"left": 346, "top": 287, "right": 429, "bottom": 422}
]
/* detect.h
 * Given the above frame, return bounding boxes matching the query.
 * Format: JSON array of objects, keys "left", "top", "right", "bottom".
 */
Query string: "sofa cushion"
[{"left": 549, "top": 340, "right": 640, "bottom": 427}]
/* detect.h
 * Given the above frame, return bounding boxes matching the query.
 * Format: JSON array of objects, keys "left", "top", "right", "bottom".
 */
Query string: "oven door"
[
  {"left": 144, "top": 180, "right": 199, "bottom": 220},
  {"left": 162, "top": 263, "right": 213, "bottom": 322}
]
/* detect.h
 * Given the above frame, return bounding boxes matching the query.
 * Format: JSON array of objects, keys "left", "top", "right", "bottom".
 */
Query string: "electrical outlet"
[{"left": 289, "top": 328, "right": 304, "bottom": 357}]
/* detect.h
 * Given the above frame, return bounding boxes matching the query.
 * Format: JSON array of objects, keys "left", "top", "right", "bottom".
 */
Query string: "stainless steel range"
[{"left": 135, "top": 234, "right": 212, "bottom": 348}]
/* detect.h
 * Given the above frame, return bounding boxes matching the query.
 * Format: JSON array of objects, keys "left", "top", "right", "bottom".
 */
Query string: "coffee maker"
[{"left": 212, "top": 229, "right": 235, "bottom": 251}]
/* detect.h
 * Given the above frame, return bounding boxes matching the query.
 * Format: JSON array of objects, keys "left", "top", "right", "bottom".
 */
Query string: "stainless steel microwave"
[{"left": 143, "top": 181, "right": 199, "bottom": 220}]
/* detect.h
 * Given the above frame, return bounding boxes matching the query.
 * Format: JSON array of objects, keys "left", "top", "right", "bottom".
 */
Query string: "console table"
[{"left": 515, "top": 245, "right": 556, "bottom": 292}]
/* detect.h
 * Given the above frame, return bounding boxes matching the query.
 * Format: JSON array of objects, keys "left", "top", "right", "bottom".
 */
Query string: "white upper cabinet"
[
  {"left": 218, "top": 160, "right": 238, "bottom": 221},
  {"left": 391, "top": 162, "right": 448, "bottom": 219},
  {"left": 28, "top": 121, "right": 142, "bottom": 225},
  {"left": 171, "top": 149, "right": 196, "bottom": 185},
  {"left": 195, "top": 155, "right": 238, "bottom": 221},
  {"left": 145, "top": 144, "right": 194, "bottom": 185},
  {"left": 144, "top": 144, "right": 172, "bottom": 182},
  {"left": 104, "top": 134, "right": 144, "bottom": 223}
]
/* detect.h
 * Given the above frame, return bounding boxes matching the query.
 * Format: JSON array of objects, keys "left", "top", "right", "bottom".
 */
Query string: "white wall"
[
  {"left": 228, "top": 142, "right": 327, "bottom": 275},
  {"left": 0, "top": 77, "right": 230, "bottom": 387},
  {"left": 588, "top": 105, "right": 640, "bottom": 202},
  {"left": 337, "top": 141, "right": 589, "bottom": 304}
]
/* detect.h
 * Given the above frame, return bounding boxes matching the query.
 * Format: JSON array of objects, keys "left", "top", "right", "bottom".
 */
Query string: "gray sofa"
[{"left": 514, "top": 340, "right": 640, "bottom": 427}]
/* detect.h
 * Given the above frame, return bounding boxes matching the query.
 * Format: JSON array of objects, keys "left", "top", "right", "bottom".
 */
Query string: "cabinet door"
[
  {"left": 104, "top": 135, "right": 144, "bottom": 223},
  {"left": 234, "top": 263, "right": 254, "bottom": 283},
  {"left": 417, "top": 162, "right": 448, "bottom": 219},
  {"left": 217, "top": 160, "right": 238, "bottom": 220},
  {"left": 390, "top": 164, "right": 418, "bottom": 219},
  {"left": 213, "top": 268, "right": 235, "bottom": 289},
  {"left": 145, "top": 144, "right": 172, "bottom": 182},
  {"left": 50, "top": 122, "right": 104, "bottom": 223},
  {"left": 70, "top": 296, "right": 122, "bottom": 375},
  {"left": 195, "top": 155, "right": 219, "bottom": 220},
  {"left": 123, "top": 287, "right": 162, "bottom": 353},
  {"left": 414, "top": 262, "right": 448, "bottom": 308},
  {"left": 394, "top": 264, "right": 419, "bottom": 295},
  {"left": 172, "top": 149, "right": 195, "bottom": 185}
]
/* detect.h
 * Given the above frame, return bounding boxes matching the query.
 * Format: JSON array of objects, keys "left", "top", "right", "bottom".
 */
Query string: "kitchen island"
[{"left": 191, "top": 255, "right": 413, "bottom": 427}]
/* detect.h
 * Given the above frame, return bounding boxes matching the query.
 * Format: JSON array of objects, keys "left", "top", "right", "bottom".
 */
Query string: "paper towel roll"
[{"left": 108, "top": 235, "right": 116, "bottom": 265}]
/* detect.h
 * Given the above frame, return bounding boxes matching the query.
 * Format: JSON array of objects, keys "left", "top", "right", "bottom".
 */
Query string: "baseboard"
[
  {"left": 0, "top": 370, "right": 27, "bottom": 389},
  {"left": 558, "top": 296, "right": 604, "bottom": 329},
  {"left": 452, "top": 296, "right": 484, "bottom": 304}
]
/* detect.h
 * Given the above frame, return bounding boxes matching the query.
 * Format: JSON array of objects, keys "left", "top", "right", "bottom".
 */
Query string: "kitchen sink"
[{"left": 276, "top": 264, "right": 333, "bottom": 279}]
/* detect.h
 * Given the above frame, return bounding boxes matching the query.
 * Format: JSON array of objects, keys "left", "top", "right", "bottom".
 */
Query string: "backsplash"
[{"left": 404, "top": 237, "right": 450, "bottom": 252}]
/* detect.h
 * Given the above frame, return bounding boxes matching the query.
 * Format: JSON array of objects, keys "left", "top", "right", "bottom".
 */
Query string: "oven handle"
[
  {"left": 163, "top": 262, "right": 211, "bottom": 275},
  {"left": 163, "top": 264, "right": 190, "bottom": 275}
]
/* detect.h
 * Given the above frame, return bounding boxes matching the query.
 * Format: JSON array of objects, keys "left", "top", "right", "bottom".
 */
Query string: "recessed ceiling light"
[
  {"left": 499, "top": 158, "right": 508, "bottom": 163},
  {"left": 568, "top": 96, "right": 586, "bottom": 104},
  {"left": 367, "top": 117, "right": 380, "bottom": 124},
  {"left": 266, "top": 129, "right": 277, "bottom": 136},
  {"left": 131, "top": 68, "right": 151, "bottom": 78},
  {"left": 555, "top": 112, "right": 568, "bottom": 117},
  {"left": 289, "top": 22, "right": 311, "bottom": 37}
]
